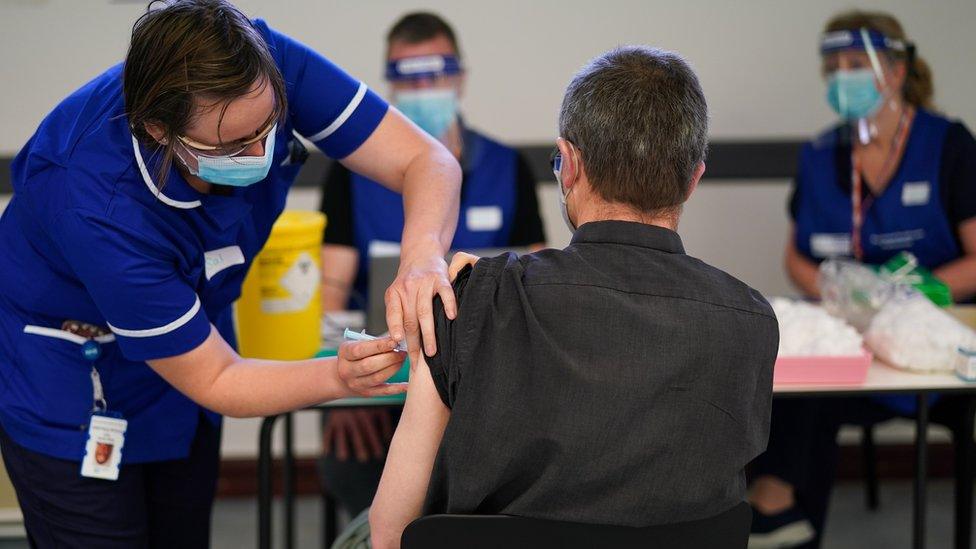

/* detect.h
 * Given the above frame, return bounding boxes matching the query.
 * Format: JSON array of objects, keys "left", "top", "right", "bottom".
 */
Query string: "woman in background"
[{"left": 750, "top": 10, "right": 976, "bottom": 549}]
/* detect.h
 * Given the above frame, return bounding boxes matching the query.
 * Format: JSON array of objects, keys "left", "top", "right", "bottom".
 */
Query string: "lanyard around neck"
[{"left": 850, "top": 108, "right": 913, "bottom": 260}]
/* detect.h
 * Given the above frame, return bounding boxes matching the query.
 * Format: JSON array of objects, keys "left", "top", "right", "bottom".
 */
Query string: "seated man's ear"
[
  {"left": 555, "top": 137, "right": 581, "bottom": 192},
  {"left": 686, "top": 162, "right": 706, "bottom": 202}
]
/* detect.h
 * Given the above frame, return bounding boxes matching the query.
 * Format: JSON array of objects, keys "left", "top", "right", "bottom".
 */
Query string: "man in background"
[{"left": 317, "top": 12, "right": 546, "bottom": 518}]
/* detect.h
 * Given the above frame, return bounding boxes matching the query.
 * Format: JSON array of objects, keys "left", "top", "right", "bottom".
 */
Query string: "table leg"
[
  {"left": 322, "top": 491, "right": 338, "bottom": 549},
  {"left": 258, "top": 414, "right": 280, "bottom": 549},
  {"left": 318, "top": 409, "right": 339, "bottom": 549},
  {"left": 284, "top": 412, "right": 295, "bottom": 549},
  {"left": 955, "top": 395, "right": 976, "bottom": 549},
  {"left": 915, "top": 394, "right": 930, "bottom": 549}
]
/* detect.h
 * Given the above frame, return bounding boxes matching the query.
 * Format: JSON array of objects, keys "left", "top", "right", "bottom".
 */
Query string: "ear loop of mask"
[
  {"left": 555, "top": 140, "right": 580, "bottom": 231},
  {"left": 559, "top": 143, "right": 580, "bottom": 196}
]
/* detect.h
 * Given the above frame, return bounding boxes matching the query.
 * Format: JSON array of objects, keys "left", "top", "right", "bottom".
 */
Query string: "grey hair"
[{"left": 558, "top": 46, "right": 708, "bottom": 215}]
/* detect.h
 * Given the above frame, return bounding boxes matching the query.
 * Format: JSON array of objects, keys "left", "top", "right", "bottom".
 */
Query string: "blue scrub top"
[{"left": 0, "top": 20, "right": 388, "bottom": 463}]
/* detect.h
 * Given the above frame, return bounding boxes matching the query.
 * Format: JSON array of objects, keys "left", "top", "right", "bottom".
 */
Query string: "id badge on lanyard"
[{"left": 78, "top": 340, "right": 127, "bottom": 481}]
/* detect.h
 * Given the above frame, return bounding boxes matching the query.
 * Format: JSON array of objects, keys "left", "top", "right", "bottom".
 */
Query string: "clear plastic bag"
[
  {"left": 819, "top": 258, "right": 976, "bottom": 372},
  {"left": 818, "top": 259, "right": 910, "bottom": 332},
  {"left": 864, "top": 292, "right": 976, "bottom": 372}
]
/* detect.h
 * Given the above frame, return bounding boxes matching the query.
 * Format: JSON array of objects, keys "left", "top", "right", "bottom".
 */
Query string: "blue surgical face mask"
[
  {"left": 394, "top": 89, "right": 457, "bottom": 138},
  {"left": 826, "top": 69, "right": 883, "bottom": 121},
  {"left": 180, "top": 124, "right": 277, "bottom": 187}
]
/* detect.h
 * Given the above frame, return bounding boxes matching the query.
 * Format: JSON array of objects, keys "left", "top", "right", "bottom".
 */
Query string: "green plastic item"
[
  {"left": 876, "top": 252, "right": 953, "bottom": 308},
  {"left": 316, "top": 348, "right": 410, "bottom": 383}
]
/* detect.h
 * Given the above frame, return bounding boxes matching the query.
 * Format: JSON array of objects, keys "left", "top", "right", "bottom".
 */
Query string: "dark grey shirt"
[{"left": 424, "top": 220, "right": 778, "bottom": 527}]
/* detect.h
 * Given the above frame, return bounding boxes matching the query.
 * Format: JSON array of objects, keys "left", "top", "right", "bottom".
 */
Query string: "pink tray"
[{"left": 773, "top": 350, "right": 873, "bottom": 385}]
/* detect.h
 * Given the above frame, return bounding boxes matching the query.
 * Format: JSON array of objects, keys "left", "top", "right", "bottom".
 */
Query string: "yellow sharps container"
[{"left": 236, "top": 211, "right": 326, "bottom": 360}]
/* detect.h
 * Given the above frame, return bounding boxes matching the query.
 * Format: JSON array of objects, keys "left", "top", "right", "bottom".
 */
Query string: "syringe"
[{"left": 343, "top": 328, "right": 408, "bottom": 353}]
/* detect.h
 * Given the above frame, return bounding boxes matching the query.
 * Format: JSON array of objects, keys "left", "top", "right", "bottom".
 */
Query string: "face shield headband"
[{"left": 385, "top": 54, "right": 463, "bottom": 82}]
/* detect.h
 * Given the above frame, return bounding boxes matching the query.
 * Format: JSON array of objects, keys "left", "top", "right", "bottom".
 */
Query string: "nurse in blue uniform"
[
  {"left": 749, "top": 11, "right": 976, "bottom": 549},
  {"left": 0, "top": 1, "right": 461, "bottom": 547}
]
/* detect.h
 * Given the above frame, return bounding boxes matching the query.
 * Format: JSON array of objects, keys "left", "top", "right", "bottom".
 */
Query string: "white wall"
[{"left": 2, "top": 0, "right": 976, "bottom": 155}]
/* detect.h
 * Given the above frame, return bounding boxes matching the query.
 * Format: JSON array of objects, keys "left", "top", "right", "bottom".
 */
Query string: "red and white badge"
[{"left": 80, "top": 413, "right": 127, "bottom": 481}]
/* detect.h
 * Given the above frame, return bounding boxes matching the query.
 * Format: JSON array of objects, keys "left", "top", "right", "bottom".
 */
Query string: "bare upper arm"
[
  {"left": 338, "top": 108, "right": 441, "bottom": 193},
  {"left": 399, "top": 353, "right": 450, "bottom": 435},
  {"left": 369, "top": 352, "right": 450, "bottom": 548}
]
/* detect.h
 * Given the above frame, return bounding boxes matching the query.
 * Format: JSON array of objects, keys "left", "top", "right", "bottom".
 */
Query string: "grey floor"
[{"left": 0, "top": 480, "right": 962, "bottom": 548}]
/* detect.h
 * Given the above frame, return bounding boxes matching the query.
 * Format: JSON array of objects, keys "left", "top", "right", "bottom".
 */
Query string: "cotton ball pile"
[
  {"left": 771, "top": 298, "right": 864, "bottom": 357},
  {"left": 865, "top": 294, "right": 976, "bottom": 372}
]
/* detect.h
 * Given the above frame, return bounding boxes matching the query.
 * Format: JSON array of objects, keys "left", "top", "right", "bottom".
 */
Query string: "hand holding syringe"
[{"left": 343, "top": 328, "right": 408, "bottom": 353}]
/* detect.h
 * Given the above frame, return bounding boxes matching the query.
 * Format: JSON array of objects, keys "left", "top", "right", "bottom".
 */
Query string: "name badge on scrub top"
[
  {"left": 466, "top": 206, "right": 503, "bottom": 232},
  {"left": 902, "top": 181, "right": 931, "bottom": 207},
  {"left": 810, "top": 233, "right": 852, "bottom": 258},
  {"left": 204, "top": 245, "right": 245, "bottom": 280}
]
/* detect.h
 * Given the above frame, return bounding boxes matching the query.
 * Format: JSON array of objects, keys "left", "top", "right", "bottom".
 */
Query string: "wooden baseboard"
[
  {"left": 835, "top": 441, "right": 956, "bottom": 480},
  {"left": 216, "top": 442, "right": 958, "bottom": 499},
  {"left": 217, "top": 457, "right": 322, "bottom": 498}
]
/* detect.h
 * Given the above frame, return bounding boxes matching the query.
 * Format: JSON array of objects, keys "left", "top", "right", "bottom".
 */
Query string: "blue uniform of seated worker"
[
  {"left": 366, "top": 46, "right": 779, "bottom": 549},
  {"left": 322, "top": 125, "right": 544, "bottom": 309}
]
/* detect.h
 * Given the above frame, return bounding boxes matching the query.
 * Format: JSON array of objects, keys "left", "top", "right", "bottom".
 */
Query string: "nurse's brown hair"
[
  {"left": 825, "top": 10, "right": 934, "bottom": 110},
  {"left": 123, "top": 0, "right": 287, "bottom": 188}
]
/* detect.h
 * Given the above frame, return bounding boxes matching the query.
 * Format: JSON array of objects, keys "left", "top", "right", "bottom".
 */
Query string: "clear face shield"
[
  {"left": 385, "top": 54, "right": 464, "bottom": 139},
  {"left": 820, "top": 28, "right": 910, "bottom": 144}
]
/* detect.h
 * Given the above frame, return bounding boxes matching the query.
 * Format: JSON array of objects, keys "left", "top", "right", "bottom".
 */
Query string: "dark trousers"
[
  {"left": 0, "top": 415, "right": 220, "bottom": 549},
  {"left": 750, "top": 397, "right": 896, "bottom": 548},
  {"left": 317, "top": 409, "right": 400, "bottom": 517}
]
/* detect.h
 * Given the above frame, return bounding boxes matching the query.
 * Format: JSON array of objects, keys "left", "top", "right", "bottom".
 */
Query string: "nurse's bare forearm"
[
  {"left": 148, "top": 328, "right": 351, "bottom": 418},
  {"left": 934, "top": 255, "right": 976, "bottom": 302},
  {"left": 203, "top": 358, "right": 351, "bottom": 418},
  {"left": 399, "top": 147, "right": 461, "bottom": 255}
]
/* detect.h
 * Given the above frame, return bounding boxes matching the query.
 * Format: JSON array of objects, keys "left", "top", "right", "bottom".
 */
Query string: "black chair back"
[{"left": 401, "top": 501, "right": 752, "bottom": 549}]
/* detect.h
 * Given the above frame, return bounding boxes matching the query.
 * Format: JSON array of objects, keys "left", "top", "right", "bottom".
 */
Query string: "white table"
[
  {"left": 776, "top": 359, "right": 976, "bottom": 395},
  {"left": 775, "top": 360, "right": 976, "bottom": 549}
]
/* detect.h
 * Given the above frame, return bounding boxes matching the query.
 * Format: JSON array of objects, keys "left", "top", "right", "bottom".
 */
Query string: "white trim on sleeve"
[
  {"left": 107, "top": 296, "right": 202, "bottom": 338},
  {"left": 305, "top": 82, "right": 368, "bottom": 143},
  {"left": 23, "top": 326, "right": 116, "bottom": 345}
]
